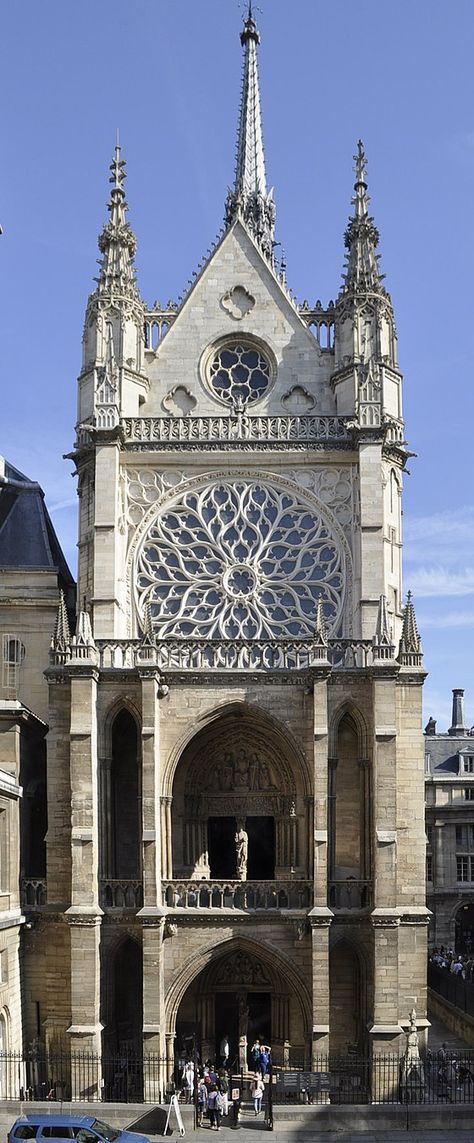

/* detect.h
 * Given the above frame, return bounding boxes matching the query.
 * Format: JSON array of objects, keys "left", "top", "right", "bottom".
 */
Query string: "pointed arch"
[
  {"left": 329, "top": 701, "right": 369, "bottom": 760},
  {"left": 164, "top": 933, "right": 312, "bottom": 1036},
  {"left": 99, "top": 702, "right": 142, "bottom": 882},
  {"left": 99, "top": 694, "right": 142, "bottom": 755},
  {"left": 328, "top": 702, "right": 372, "bottom": 892},
  {"left": 163, "top": 699, "right": 310, "bottom": 794}
]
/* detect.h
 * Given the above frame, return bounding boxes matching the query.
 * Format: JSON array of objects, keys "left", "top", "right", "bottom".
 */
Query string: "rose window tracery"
[
  {"left": 135, "top": 478, "right": 345, "bottom": 640},
  {"left": 208, "top": 342, "right": 271, "bottom": 406}
]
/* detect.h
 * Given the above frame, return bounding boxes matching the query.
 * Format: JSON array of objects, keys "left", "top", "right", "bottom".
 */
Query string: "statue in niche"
[
  {"left": 258, "top": 759, "right": 276, "bottom": 790},
  {"left": 221, "top": 753, "right": 233, "bottom": 791},
  {"left": 235, "top": 820, "right": 248, "bottom": 880},
  {"left": 238, "top": 994, "right": 249, "bottom": 1039},
  {"left": 234, "top": 748, "right": 250, "bottom": 789}
]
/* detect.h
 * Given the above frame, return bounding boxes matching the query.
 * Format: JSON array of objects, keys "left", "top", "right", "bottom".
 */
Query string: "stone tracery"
[{"left": 135, "top": 477, "right": 345, "bottom": 640}]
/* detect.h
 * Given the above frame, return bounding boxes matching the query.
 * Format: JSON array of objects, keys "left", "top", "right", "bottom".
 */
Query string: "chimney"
[{"left": 449, "top": 688, "right": 467, "bottom": 736}]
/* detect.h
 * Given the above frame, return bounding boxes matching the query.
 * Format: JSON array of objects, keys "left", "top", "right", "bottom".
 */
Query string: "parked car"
[{"left": 8, "top": 1118, "right": 151, "bottom": 1143}]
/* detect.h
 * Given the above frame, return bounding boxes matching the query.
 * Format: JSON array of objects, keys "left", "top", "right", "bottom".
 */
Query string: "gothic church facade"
[{"left": 21, "top": 9, "right": 428, "bottom": 1081}]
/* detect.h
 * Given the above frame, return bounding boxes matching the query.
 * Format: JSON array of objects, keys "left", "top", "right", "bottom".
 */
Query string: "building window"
[
  {"left": 2, "top": 635, "right": 25, "bottom": 692},
  {"left": 463, "top": 757, "right": 474, "bottom": 774},
  {"left": 456, "top": 825, "right": 464, "bottom": 845},
  {"left": 426, "top": 855, "right": 433, "bottom": 882},
  {"left": 457, "top": 856, "right": 471, "bottom": 882},
  {"left": 0, "top": 952, "right": 8, "bottom": 985},
  {"left": 464, "top": 789, "right": 474, "bottom": 801},
  {"left": 426, "top": 825, "right": 433, "bottom": 846},
  {"left": 424, "top": 753, "right": 431, "bottom": 774}
]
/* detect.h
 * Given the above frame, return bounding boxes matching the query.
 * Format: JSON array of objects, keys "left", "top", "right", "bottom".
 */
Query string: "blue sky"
[{"left": 1, "top": 0, "right": 473, "bottom": 728}]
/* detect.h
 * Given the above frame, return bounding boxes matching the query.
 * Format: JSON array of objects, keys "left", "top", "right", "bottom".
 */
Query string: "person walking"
[
  {"left": 207, "top": 1083, "right": 222, "bottom": 1130},
  {"left": 251, "top": 1073, "right": 265, "bottom": 1115},
  {"left": 197, "top": 1077, "right": 208, "bottom": 1127}
]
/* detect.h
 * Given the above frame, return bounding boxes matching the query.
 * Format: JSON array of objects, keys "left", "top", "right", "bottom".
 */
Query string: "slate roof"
[
  {"left": 0, "top": 460, "right": 74, "bottom": 585},
  {"left": 425, "top": 734, "right": 474, "bottom": 775}
]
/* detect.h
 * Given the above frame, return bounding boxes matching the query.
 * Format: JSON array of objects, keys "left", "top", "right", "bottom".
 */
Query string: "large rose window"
[{"left": 135, "top": 479, "right": 345, "bottom": 640}]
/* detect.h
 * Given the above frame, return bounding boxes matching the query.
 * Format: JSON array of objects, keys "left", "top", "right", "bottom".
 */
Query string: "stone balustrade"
[
  {"left": 50, "top": 637, "right": 395, "bottom": 673},
  {"left": 328, "top": 879, "right": 373, "bottom": 910},
  {"left": 100, "top": 879, "right": 144, "bottom": 909},
  {"left": 20, "top": 878, "right": 47, "bottom": 907},
  {"left": 162, "top": 879, "right": 312, "bottom": 911},
  {"left": 121, "top": 413, "right": 352, "bottom": 445}
]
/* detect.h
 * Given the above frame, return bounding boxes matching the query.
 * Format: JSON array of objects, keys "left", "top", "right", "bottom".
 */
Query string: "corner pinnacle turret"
[
  {"left": 96, "top": 142, "right": 140, "bottom": 299},
  {"left": 225, "top": 5, "right": 276, "bottom": 260},
  {"left": 340, "top": 141, "right": 385, "bottom": 296}
]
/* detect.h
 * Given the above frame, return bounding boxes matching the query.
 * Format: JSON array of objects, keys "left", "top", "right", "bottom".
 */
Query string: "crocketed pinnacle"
[
  {"left": 52, "top": 589, "right": 70, "bottom": 649},
  {"left": 399, "top": 591, "right": 422, "bottom": 656},
  {"left": 225, "top": 7, "right": 276, "bottom": 260},
  {"left": 340, "top": 140, "right": 385, "bottom": 296},
  {"left": 97, "top": 142, "right": 140, "bottom": 299},
  {"left": 374, "top": 594, "right": 392, "bottom": 647}
]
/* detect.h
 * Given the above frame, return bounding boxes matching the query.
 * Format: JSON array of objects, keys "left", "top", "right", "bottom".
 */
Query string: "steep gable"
[{"left": 143, "top": 220, "right": 335, "bottom": 417}]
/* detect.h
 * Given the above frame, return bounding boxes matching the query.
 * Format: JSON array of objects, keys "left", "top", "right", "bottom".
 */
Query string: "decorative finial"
[
  {"left": 96, "top": 142, "right": 140, "bottom": 298},
  {"left": 354, "top": 139, "right": 367, "bottom": 189},
  {"left": 339, "top": 139, "right": 385, "bottom": 295},
  {"left": 225, "top": 6, "right": 276, "bottom": 261}
]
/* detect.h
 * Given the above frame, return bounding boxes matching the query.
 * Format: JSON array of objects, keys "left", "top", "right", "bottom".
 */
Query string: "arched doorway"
[
  {"left": 174, "top": 941, "right": 308, "bottom": 1070},
  {"left": 168, "top": 705, "right": 307, "bottom": 883},
  {"left": 455, "top": 902, "right": 474, "bottom": 953}
]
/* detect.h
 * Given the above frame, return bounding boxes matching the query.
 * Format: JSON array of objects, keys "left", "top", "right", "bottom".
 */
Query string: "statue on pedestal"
[{"left": 235, "top": 820, "right": 248, "bottom": 880}]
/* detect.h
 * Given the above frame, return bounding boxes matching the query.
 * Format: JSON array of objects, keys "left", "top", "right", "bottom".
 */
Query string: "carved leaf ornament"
[{"left": 136, "top": 478, "right": 344, "bottom": 640}]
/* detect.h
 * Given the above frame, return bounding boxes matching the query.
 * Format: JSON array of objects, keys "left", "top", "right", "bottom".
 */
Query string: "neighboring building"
[
  {"left": 425, "top": 688, "right": 474, "bottom": 952},
  {"left": 17, "top": 10, "right": 427, "bottom": 1087},
  {"left": 0, "top": 457, "right": 74, "bottom": 1058}
]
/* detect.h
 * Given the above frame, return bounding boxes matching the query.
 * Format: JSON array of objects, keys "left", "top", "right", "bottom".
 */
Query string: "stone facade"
[
  {"left": 425, "top": 688, "right": 474, "bottom": 952},
  {"left": 0, "top": 458, "right": 74, "bottom": 1067},
  {"left": 16, "top": 9, "right": 427, "bottom": 1090}
]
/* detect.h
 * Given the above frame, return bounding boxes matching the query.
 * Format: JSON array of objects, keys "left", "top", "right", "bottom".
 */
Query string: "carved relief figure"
[{"left": 235, "top": 820, "right": 248, "bottom": 880}]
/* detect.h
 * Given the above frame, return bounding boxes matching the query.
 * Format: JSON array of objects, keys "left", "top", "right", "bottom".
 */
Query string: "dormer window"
[{"left": 461, "top": 755, "right": 474, "bottom": 774}]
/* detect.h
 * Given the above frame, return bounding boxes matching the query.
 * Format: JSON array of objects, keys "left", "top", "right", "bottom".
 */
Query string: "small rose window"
[{"left": 208, "top": 342, "right": 271, "bottom": 407}]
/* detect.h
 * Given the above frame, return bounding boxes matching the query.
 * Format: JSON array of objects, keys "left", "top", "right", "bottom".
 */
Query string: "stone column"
[
  {"left": 139, "top": 670, "right": 161, "bottom": 907},
  {"left": 143, "top": 918, "right": 166, "bottom": 1102},
  {"left": 65, "top": 666, "right": 103, "bottom": 1091},
  {"left": 308, "top": 919, "right": 331, "bottom": 1061},
  {"left": 313, "top": 675, "right": 330, "bottom": 906}
]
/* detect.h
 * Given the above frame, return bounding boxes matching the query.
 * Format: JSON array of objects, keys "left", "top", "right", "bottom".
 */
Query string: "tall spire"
[
  {"left": 225, "top": 6, "right": 276, "bottom": 260},
  {"left": 340, "top": 141, "right": 385, "bottom": 296},
  {"left": 97, "top": 141, "right": 140, "bottom": 298}
]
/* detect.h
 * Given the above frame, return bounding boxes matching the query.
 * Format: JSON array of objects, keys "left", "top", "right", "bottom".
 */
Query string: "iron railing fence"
[
  {"left": 429, "top": 960, "right": 474, "bottom": 1017},
  {"left": 0, "top": 1047, "right": 473, "bottom": 1105},
  {"left": 273, "top": 1051, "right": 474, "bottom": 1105}
]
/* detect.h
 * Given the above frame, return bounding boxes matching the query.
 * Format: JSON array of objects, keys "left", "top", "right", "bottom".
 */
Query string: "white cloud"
[
  {"left": 418, "top": 609, "right": 474, "bottom": 629},
  {"left": 407, "top": 568, "right": 474, "bottom": 597},
  {"left": 404, "top": 507, "right": 474, "bottom": 598}
]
